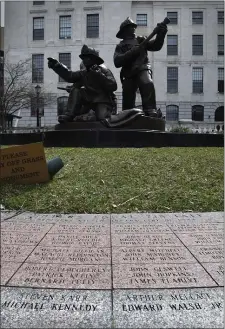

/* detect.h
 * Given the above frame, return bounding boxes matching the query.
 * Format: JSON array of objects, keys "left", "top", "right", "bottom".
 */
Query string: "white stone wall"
[{"left": 3, "top": 0, "right": 224, "bottom": 127}]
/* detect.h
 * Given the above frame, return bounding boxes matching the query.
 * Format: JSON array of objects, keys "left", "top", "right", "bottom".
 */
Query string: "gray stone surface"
[
  {"left": 7, "top": 263, "right": 111, "bottom": 289},
  {"left": 1, "top": 287, "right": 111, "bottom": 328},
  {"left": 113, "top": 287, "right": 224, "bottom": 328}
]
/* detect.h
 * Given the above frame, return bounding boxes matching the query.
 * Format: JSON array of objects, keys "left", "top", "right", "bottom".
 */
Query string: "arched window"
[
  {"left": 192, "top": 105, "right": 204, "bottom": 121},
  {"left": 166, "top": 105, "right": 179, "bottom": 121},
  {"left": 57, "top": 96, "right": 68, "bottom": 116},
  {"left": 215, "top": 106, "right": 224, "bottom": 121}
]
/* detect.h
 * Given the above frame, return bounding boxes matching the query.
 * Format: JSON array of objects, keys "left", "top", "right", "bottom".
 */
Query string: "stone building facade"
[{"left": 2, "top": 0, "right": 224, "bottom": 127}]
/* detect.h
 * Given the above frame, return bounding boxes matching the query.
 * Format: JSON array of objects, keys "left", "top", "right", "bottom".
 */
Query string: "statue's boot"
[
  {"left": 143, "top": 108, "right": 158, "bottom": 118},
  {"left": 58, "top": 86, "right": 83, "bottom": 123}
]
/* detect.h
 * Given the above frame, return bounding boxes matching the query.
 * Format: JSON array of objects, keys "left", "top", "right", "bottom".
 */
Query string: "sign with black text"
[{"left": 0, "top": 143, "right": 50, "bottom": 184}]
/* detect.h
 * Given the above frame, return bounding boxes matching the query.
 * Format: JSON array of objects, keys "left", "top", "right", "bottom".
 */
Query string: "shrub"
[{"left": 170, "top": 127, "right": 192, "bottom": 133}]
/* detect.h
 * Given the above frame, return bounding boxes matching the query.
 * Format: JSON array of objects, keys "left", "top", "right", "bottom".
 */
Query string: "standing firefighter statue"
[
  {"left": 114, "top": 17, "right": 169, "bottom": 117},
  {"left": 48, "top": 45, "right": 117, "bottom": 123}
]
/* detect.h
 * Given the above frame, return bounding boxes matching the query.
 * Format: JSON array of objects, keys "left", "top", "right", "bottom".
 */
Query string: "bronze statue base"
[{"left": 55, "top": 113, "right": 165, "bottom": 131}]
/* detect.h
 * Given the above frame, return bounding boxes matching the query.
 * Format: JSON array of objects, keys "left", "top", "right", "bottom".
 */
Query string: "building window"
[
  {"left": 192, "top": 68, "right": 203, "bottom": 93},
  {"left": 218, "top": 68, "right": 224, "bottom": 93},
  {"left": 59, "top": 53, "right": 71, "bottom": 82},
  {"left": 136, "top": 14, "right": 147, "bottom": 26},
  {"left": 57, "top": 96, "right": 68, "bottom": 115},
  {"left": 59, "top": 15, "right": 71, "bottom": 39},
  {"left": 33, "top": 17, "right": 44, "bottom": 40},
  {"left": 31, "top": 97, "right": 44, "bottom": 117},
  {"left": 192, "top": 35, "right": 203, "bottom": 55},
  {"left": 218, "top": 35, "right": 224, "bottom": 55},
  {"left": 32, "top": 54, "right": 44, "bottom": 83},
  {"left": 86, "top": 14, "right": 99, "bottom": 38},
  {"left": 192, "top": 11, "right": 203, "bottom": 24},
  {"left": 192, "top": 105, "right": 204, "bottom": 121},
  {"left": 33, "top": 1, "right": 45, "bottom": 4},
  {"left": 167, "top": 12, "right": 178, "bottom": 25},
  {"left": 215, "top": 106, "right": 224, "bottom": 121},
  {"left": 167, "top": 67, "right": 178, "bottom": 93},
  {"left": 166, "top": 105, "right": 179, "bottom": 121},
  {"left": 167, "top": 35, "right": 178, "bottom": 55},
  {"left": 218, "top": 11, "right": 224, "bottom": 24}
]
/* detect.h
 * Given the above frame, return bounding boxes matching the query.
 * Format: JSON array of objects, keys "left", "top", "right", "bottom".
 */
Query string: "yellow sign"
[{"left": 0, "top": 143, "right": 50, "bottom": 184}]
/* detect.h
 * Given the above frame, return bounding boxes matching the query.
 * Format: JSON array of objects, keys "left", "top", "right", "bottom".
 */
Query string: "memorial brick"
[
  {"left": 27, "top": 246, "right": 111, "bottom": 265},
  {"left": 40, "top": 234, "right": 110, "bottom": 248},
  {"left": 112, "top": 233, "right": 182, "bottom": 247},
  {"left": 7, "top": 263, "right": 111, "bottom": 289},
  {"left": 113, "top": 263, "right": 217, "bottom": 288},
  {"left": 112, "top": 246, "right": 196, "bottom": 264}
]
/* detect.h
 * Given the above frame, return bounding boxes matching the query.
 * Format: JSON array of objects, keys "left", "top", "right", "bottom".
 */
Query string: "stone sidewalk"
[{"left": 0, "top": 211, "right": 224, "bottom": 328}]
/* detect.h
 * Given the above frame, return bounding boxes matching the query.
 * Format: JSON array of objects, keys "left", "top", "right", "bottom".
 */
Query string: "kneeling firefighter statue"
[{"left": 48, "top": 45, "right": 117, "bottom": 123}]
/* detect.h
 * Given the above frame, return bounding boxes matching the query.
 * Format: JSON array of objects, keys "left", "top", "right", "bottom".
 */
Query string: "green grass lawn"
[{"left": 1, "top": 147, "right": 224, "bottom": 213}]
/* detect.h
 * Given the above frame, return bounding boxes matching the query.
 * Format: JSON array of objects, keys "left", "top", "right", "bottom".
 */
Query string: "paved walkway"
[{"left": 1, "top": 211, "right": 224, "bottom": 328}]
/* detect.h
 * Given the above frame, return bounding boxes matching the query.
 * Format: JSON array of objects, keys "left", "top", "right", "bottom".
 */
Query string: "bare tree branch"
[{"left": 1, "top": 53, "right": 56, "bottom": 128}]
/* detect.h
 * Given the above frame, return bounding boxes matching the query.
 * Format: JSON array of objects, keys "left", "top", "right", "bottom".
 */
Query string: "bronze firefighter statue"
[
  {"left": 48, "top": 45, "right": 117, "bottom": 123},
  {"left": 113, "top": 17, "right": 169, "bottom": 117}
]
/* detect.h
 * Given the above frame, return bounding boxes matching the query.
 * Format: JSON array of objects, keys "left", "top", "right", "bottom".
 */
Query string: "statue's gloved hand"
[
  {"left": 156, "top": 22, "right": 168, "bottom": 35},
  {"left": 90, "top": 64, "right": 101, "bottom": 74},
  {"left": 47, "top": 57, "right": 59, "bottom": 69},
  {"left": 66, "top": 85, "right": 73, "bottom": 93}
]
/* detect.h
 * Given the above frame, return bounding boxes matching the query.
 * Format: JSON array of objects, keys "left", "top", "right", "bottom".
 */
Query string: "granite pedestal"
[{"left": 1, "top": 212, "right": 224, "bottom": 328}]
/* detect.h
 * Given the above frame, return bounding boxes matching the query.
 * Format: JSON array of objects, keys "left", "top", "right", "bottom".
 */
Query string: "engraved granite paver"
[
  {"left": 49, "top": 223, "right": 110, "bottom": 235},
  {"left": 176, "top": 232, "right": 224, "bottom": 246},
  {"left": 111, "top": 213, "right": 166, "bottom": 224},
  {"left": 7, "top": 263, "right": 111, "bottom": 289},
  {"left": 167, "top": 222, "right": 223, "bottom": 233},
  {"left": 1, "top": 287, "right": 112, "bottom": 328},
  {"left": 113, "top": 287, "right": 224, "bottom": 328},
  {"left": 112, "top": 233, "right": 183, "bottom": 247},
  {"left": 1, "top": 232, "right": 46, "bottom": 245},
  {"left": 1, "top": 245, "right": 35, "bottom": 262},
  {"left": 188, "top": 245, "right": 224, "bottom": 262},
  {"left": 112, "top": 223, "right": 171, "bottom": 234},
  {"left": 27, "top": 246, "right": 111, "bottom": 265},
  {"left": 1, "top": 222, "right": 53, "bottom": 233},
  {"left": 113, "top": 263, "right": 217, "bottom": 289},
  {"left": 164, "top": 212, "right": 224, "bottom": 223},
  {"left": 112, "top": 246, "right": 197, "bottom": 264},
  {"left": 40, "top": 233, "right": 110, "bottom": 248}
]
